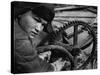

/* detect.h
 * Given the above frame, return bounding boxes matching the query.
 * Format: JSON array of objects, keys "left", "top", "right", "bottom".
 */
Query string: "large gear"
[{"left": 37, "top": 20, "right": 97, "bottom": 70}]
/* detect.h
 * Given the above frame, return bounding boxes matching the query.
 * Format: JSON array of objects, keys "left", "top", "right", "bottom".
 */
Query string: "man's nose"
[{"left": 36, "top": 23, "right": 44, "bottom": 31}]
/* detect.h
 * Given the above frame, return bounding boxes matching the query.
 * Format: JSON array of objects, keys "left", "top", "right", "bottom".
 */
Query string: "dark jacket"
[{"left": 14, "top": 19, "right": 54, "bottom": 73}]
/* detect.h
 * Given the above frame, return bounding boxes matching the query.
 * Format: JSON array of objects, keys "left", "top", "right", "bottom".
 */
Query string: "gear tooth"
[
  {"left": 73, "top": 20, "right": 76, "bottom": 23},
  {"left": 61, "top": 27, "right": 64, "bottom": 30},
  {"left": 75, "top": 20, "right": 77, "bottom": 22},
  {"left": 63, "top": 25, "right": 66, "bottom": 28},
  {"left": 73, "top": 20, "right": 76, "bottom": 24},
  {"left": 68, "top": 21, "right": 71, "bottom": 25},
  {"left": 72, "top": 20, "right": 75, "bottom": 23},
  {"left": 69, "top": 21, "right": 73, "bottom": 26},
  {"left": 76, "top": 20, "right": 79, "bottom": 23},
  {"left": 76, "top": 20, "right": 80, "bottom": 24}
]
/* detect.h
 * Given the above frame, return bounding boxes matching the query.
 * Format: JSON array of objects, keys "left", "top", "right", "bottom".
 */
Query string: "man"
[{"left": 14, "top": 5, "right": 55, "bottom": 73}]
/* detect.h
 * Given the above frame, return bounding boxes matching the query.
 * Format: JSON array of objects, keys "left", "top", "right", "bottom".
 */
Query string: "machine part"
[
  {"left": 36, "top": 45, "right": 75, "bottom": 70},
  {"left": 53, "top": 21, "right": 97, "bottom": 69},
  {"left": 36, "top": 20, "right": 97, "bottom": 70}
]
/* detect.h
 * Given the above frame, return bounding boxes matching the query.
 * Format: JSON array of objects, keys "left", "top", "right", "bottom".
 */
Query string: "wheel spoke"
[{"left": 73, "top": 25, "right": 78, "bottom": 46}]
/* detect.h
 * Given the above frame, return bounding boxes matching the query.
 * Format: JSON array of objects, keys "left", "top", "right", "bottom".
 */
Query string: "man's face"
[{"left": 19, "top": 11, "right": 48, "bottom": 38}]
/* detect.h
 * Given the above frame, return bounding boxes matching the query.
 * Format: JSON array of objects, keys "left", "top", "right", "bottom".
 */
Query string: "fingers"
[{"left": 51, "top": 58, "right": 66, "bottom": 71}]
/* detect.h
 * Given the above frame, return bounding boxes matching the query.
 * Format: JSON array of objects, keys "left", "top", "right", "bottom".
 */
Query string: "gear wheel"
[
  {"left": 37, "top": 20, "right": 97, "bottom": 70},
  {"left": 52, "top": 20, "right": 97, "bottom": 69}
]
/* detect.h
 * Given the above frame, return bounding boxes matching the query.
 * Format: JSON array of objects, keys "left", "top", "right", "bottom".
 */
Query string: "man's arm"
[{"left": 14, "top": 39, "right": 54, "bottom": 73}]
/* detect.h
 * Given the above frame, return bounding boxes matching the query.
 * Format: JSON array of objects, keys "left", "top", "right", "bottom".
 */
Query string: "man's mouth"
[{"left": 31, "top": 30, "right": 38, "bottom": 35}]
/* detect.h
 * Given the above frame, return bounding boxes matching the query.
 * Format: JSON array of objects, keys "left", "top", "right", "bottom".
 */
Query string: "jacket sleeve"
[{"left": 14, "top": 39, "right": 54, "bottom": 73}]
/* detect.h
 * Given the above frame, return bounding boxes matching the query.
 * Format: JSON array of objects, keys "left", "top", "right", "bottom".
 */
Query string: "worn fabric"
[{"left": 14, "top": 19, "right": 54, "bottom": 73}]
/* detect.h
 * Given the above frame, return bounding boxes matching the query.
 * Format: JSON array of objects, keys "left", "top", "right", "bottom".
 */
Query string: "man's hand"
[{"left": 51, "top": 58, "right": 66, "bottom": 71}]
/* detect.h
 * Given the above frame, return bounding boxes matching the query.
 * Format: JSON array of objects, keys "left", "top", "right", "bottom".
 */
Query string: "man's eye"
[
  {"left": 34, "top": 17, "right": 41, "bottom": 22},
  {"left": 42, "top": 23, "right": 47, "bottom": 27}
]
